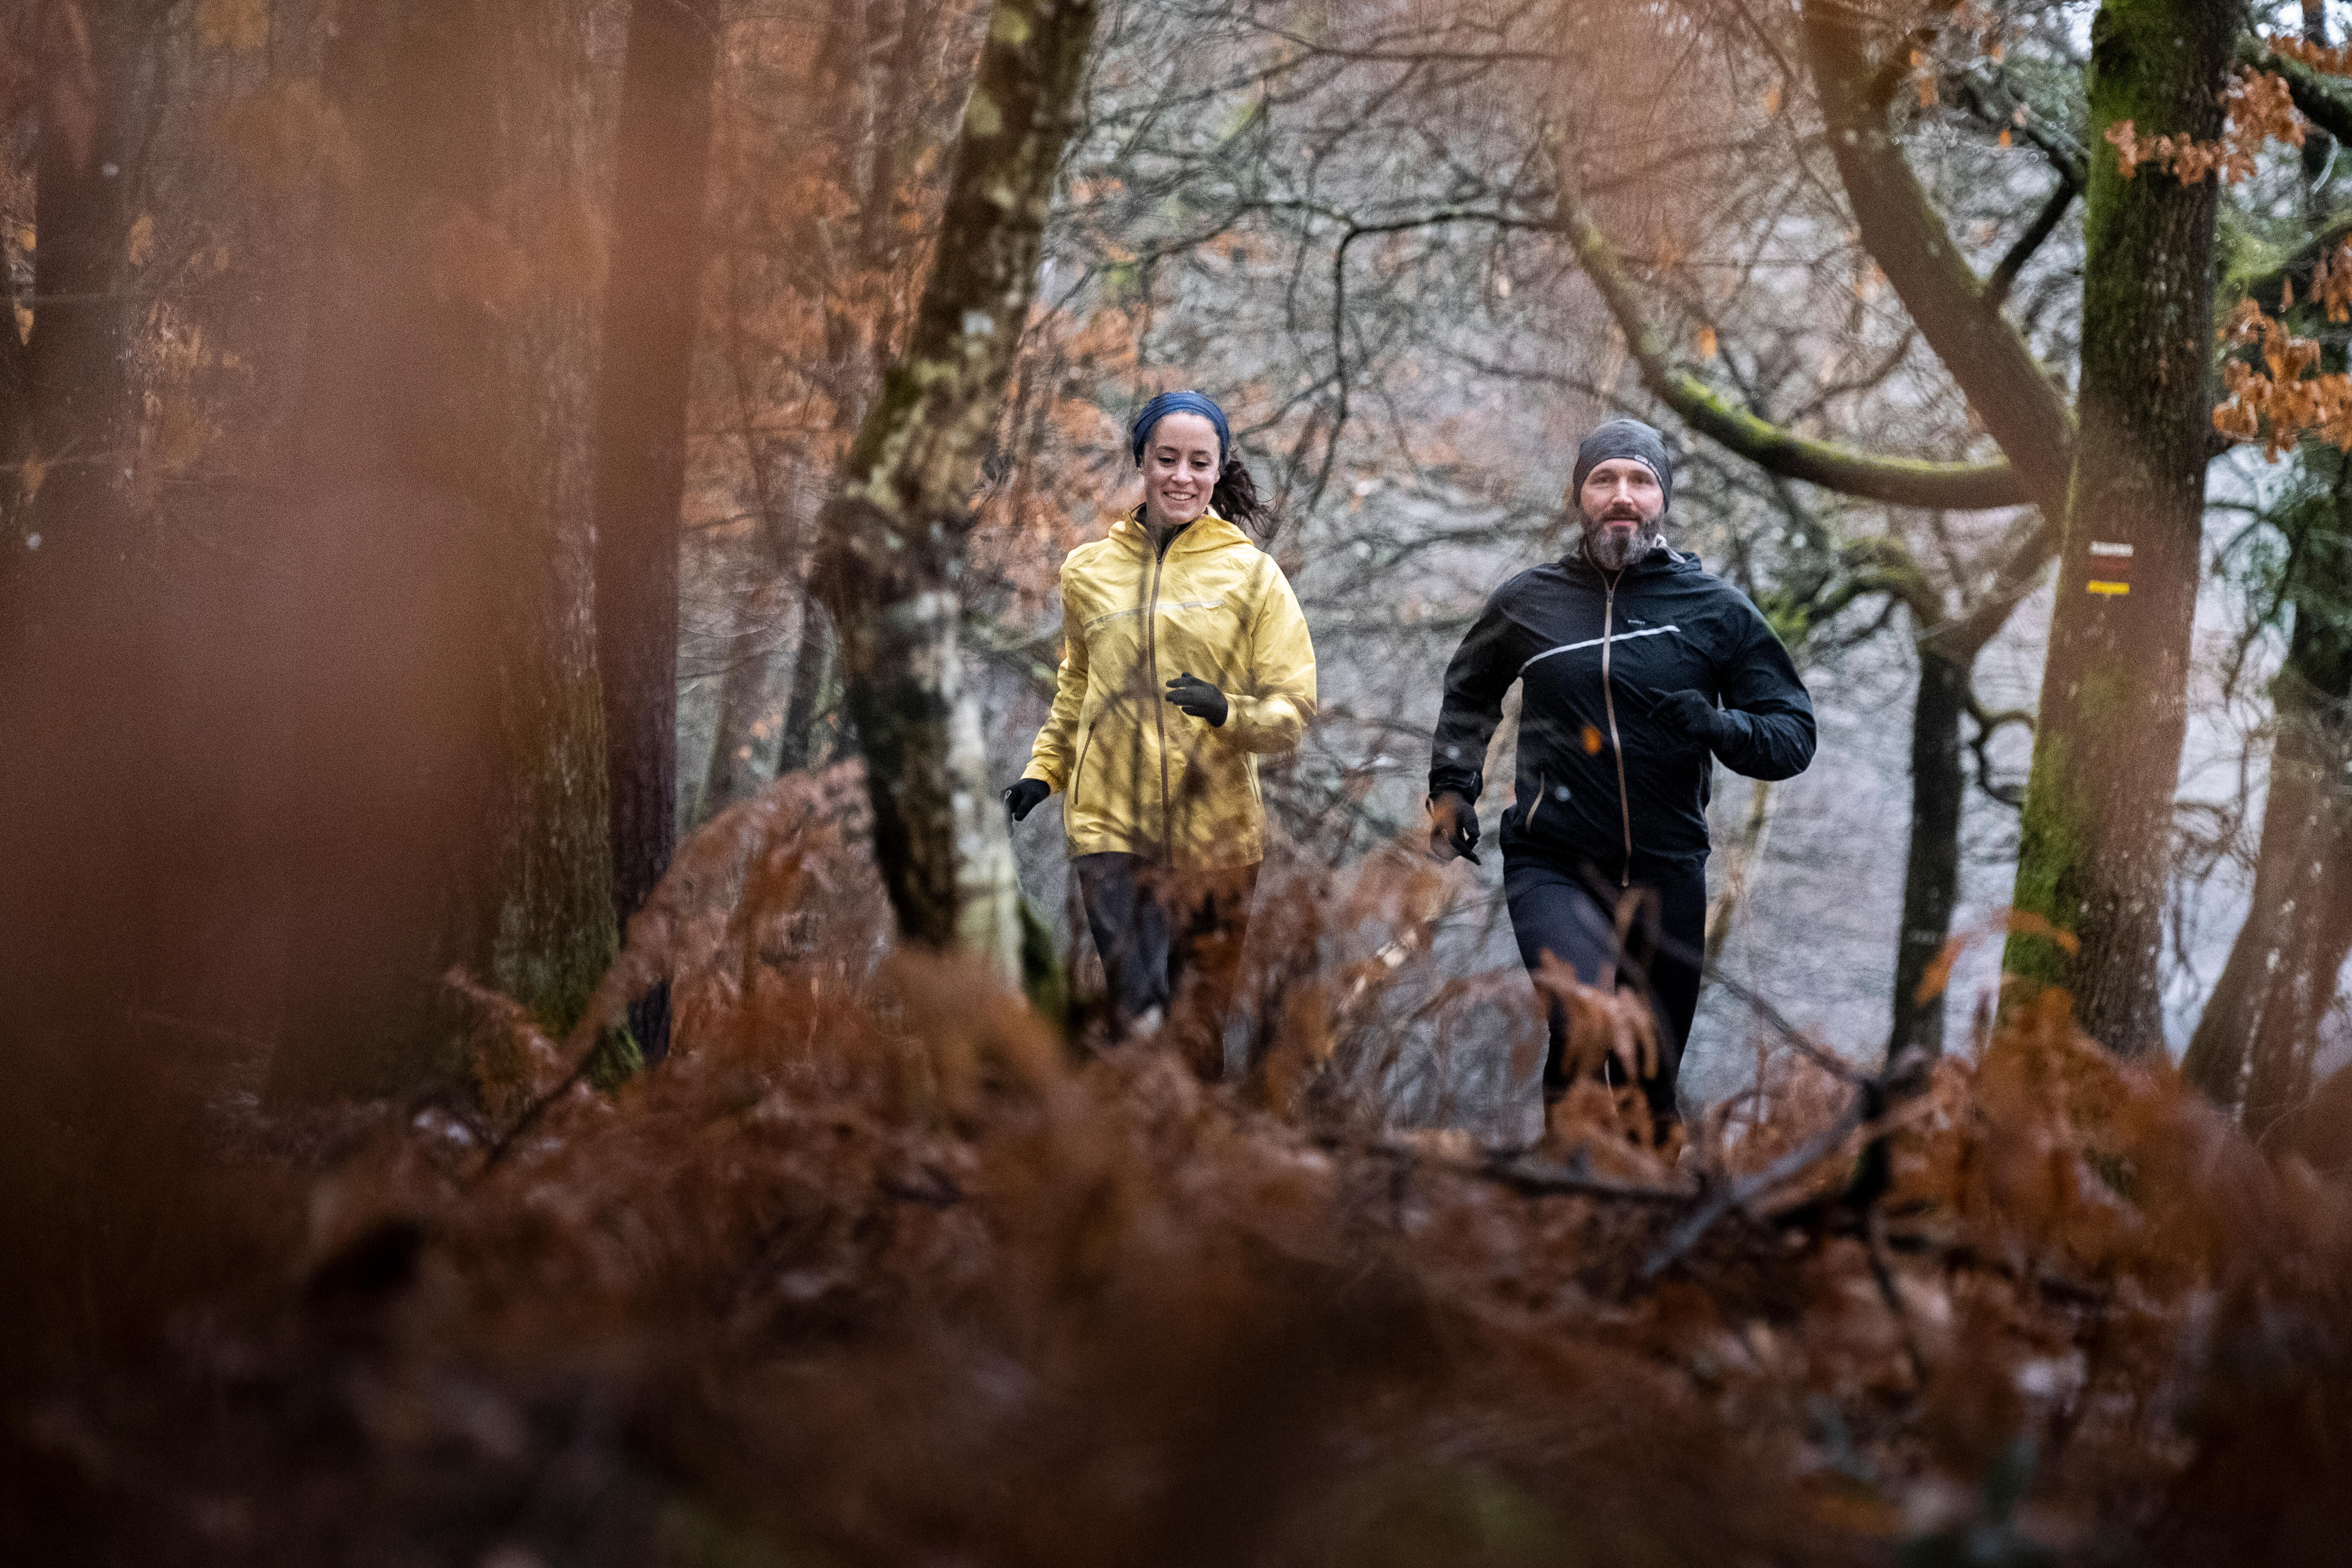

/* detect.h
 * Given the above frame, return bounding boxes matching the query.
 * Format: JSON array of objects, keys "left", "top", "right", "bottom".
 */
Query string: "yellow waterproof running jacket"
[{"left": 1021, "top": 510, "right": 1315, "bottom": 870}]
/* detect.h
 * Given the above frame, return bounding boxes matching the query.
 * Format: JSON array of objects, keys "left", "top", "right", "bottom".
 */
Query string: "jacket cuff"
[
  {"left": 1708, "top": 710, "right": 1751, "bottom": 762},
  {"left": 1427, "top": 773, "right": 1483, "bottom": 807},
  {"left": 1221, "top": 694, "right": 1306, "bottom": 753}
]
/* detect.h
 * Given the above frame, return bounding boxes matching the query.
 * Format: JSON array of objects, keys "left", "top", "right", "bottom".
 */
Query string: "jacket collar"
[{"left": 1106, "top": 508, "right": 1248, "bottom": 558}]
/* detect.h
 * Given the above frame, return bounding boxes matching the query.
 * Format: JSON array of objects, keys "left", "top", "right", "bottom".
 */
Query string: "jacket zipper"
[
  {"left": 1145, "top": 528, "right": 1173, "bottom": 864},
  {"left": 1599, "top": 571, "right": 1634, "bottom": 887},
  {"left": 1069, "top": 725, "right": 1095, "bottom": 805}
]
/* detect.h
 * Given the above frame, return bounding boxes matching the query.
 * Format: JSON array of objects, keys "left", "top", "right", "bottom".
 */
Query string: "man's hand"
[
  {"left": 1164, "top": 671, "right": 1229, "bottom": 727},
  {"left": 1649, "top": 688, "right": 1737, "bottom": 753},
  {"left": 1428, "top": 791, "right": 1482, "bottom": 865},
  {"left": 1002, "top": 778, "right": 1051, "bottom": 824}
]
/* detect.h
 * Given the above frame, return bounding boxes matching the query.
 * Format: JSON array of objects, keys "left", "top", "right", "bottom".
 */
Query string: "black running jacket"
[{"left": 1427, "top": 542, "right": 1816, "bottom": 882}]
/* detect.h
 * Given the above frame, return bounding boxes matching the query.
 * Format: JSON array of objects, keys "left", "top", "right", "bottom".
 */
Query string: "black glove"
[
  {"left": 1164, "top": 671, "right": 1228, "bottom": 727},
  {"left": 1649, "top": 688, "right": 1737, "bottom": 752},
  {"left": 1002, "top": 777, "right": 1051, "bottom": 823},
  {"left": 1428, "top": 791, "right": 1482, "bottom": 865}
]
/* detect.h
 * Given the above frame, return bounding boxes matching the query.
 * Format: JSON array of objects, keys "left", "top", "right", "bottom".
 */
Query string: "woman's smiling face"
[{"left": 1139, "top": 412, "right": 1222, "bottom": 529}]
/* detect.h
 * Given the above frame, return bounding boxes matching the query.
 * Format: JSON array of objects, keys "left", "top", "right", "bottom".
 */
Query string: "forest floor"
[{"left": 7, "top": 769, "right": 2350, "bottom": 1568}]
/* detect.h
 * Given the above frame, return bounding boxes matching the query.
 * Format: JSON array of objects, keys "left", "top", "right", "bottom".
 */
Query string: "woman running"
[{"left": 1001, "top": 390, "right": 1316, "bottom": 1080}]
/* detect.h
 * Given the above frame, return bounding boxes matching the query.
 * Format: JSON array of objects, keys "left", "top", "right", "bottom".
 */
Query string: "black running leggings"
[
  {"left": 1502, "top": 855, "right": 1707, "bottom": 1125},
  {"left": 1072, "top": 852, "right": 1259, "bottom": 1079}
]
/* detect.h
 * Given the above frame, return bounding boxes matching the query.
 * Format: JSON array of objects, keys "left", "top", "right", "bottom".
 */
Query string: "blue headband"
[{"left": 1129, "top": 390, "right": 1230, "bottom": 468}]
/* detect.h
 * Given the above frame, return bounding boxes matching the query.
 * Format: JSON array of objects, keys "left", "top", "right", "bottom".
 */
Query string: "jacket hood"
[
  {"left": 1558, "top": 537, "right": 1701, "bottom": 583},
  {"left": 1105, "top": 509, "right": 1248, "bottom": 556}
]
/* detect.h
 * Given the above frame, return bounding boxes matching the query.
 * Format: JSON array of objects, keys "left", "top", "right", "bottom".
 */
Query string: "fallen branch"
[
  {"left": 1332, "top": 1134, "right": 1695, "bottom": 1206},
  {"left": 1482, "top": 1150, "right": 1695, "bottom": 1205},
  {"left": 1642, "top": 1094, "right": 1867, "bottom": 1279}
]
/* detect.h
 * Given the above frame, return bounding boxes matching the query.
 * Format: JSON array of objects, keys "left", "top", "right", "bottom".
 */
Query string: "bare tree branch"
[
  {"left": 1553, "top": 157, "right": 2030, "bottom": 511},
  {"left": 1986, "top": 179, "right": 2076, "bottom": 310},
  {"left": 1800, "top": 0, "right": 2077, "bottom": 515}
]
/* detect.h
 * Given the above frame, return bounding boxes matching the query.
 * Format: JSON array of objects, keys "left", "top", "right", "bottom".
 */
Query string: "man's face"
[{"left": 1576, "top": 457, "right": 1664, "bottom": 571}]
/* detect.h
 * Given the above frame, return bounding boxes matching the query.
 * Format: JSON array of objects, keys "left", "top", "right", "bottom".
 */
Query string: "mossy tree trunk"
[
  {"left": 812, "top": 0, "right": 1099, "bottom": 975},
  {"left": 2003, "top": 0, "right": 2244, "bottom": 1052},
  {"left": 268, "top": 0, "right": 617, "bottom": 1102},
  {"left": 2183, "top": 462, "right": 2352, "bottom": 1131}
]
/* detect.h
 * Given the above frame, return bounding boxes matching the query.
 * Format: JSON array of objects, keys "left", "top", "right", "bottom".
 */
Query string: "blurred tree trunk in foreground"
[
  {"left": 594, "top": 0, "right": 723, "bottom": 1061},
  {"left": 2184, "top": 462, "right": 2352, "bottom": 1133},
  {"left": 2003, "top": 0, "right": 2243, "bottom": 1049},
  {"left": 0, "top": 0, "right": 192, "bottom": 1380},
  {"left": 813, "top": 0, "right": 1098, "bottom": 972},
  {"left": 0, "top": 0, "right": 153, "bottom": 1043},
  {"left": 268, "top": 0, "right": 617, "bottom": 1102}
]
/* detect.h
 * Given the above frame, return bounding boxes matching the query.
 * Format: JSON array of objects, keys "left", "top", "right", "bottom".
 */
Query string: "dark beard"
[{"left": 1580, "top": 516, "right": 1648, "bottom": 572}]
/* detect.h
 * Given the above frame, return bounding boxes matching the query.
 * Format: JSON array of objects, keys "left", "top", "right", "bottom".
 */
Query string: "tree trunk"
[
  {"left": 777, "top": 593, "right": 840, "bottom": 773},
  {"left": 0, "top": 216, "right": 29, "bottom": 541},
  {"left": 694, "top": 582, "right": 840, "bottom": 820},
  {"left": 0, "top": 0, "right": 145, "bottom": 1050},
  {"left": 0, "top": 1, "right": 177, "bottom": 1383},
  {"left": 268, "top": 0, "right": 616, "bottom": 1102},
  {"left": 812, "top": 0, "right": 1099, "bottom": 974},
  {"left": 592, "top": 0, "right": 721, "bottom": 1061},
  {"left": 1892, "top": 645, "right": 1967, "bottom": 1058},
  {"left": 696, "top": 600, "right": 783, "bottom": 819},
  {"left": 2184, "top": 507, "right": 2352, "bottom": 1129},
  {"left": 9, "top": 0, "right": 139, "bottom": 658},
  {"left": 2004, "top": 0, "right": 2242, "bottom": 1052}
]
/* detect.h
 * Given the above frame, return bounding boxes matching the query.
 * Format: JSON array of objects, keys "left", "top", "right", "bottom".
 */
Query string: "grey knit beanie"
[{"left": 1570, "top": 417, "right": 1674, "bottom": 513}]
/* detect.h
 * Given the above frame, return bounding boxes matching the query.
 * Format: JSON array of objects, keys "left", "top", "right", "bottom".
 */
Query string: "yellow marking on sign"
[{"left": 2087, "top": 580, "right": 2130, "bottom": 596}]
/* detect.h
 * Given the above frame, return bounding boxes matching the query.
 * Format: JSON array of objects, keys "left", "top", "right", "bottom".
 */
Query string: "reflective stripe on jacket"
[{"left": 1022, "top": 510, "right": 1315, "bottom": 870}]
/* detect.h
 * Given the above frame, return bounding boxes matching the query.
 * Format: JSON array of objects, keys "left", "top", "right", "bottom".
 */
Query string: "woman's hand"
[
  {"left": 1002, "top": 778, "right": 1051, "bottom": 823},
  {"left": 1164, "top": 671, "right": 1229, "bottom": 727}
]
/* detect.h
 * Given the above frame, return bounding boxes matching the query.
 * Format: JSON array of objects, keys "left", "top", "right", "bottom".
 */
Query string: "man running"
[{"left": 1427, "top": 418, "right": 1816, "bottom": 1133}]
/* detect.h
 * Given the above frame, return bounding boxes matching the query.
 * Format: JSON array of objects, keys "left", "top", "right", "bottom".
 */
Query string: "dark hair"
[{"left": 1212, "top": 454, "right": 1273, "bottom": 539}]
